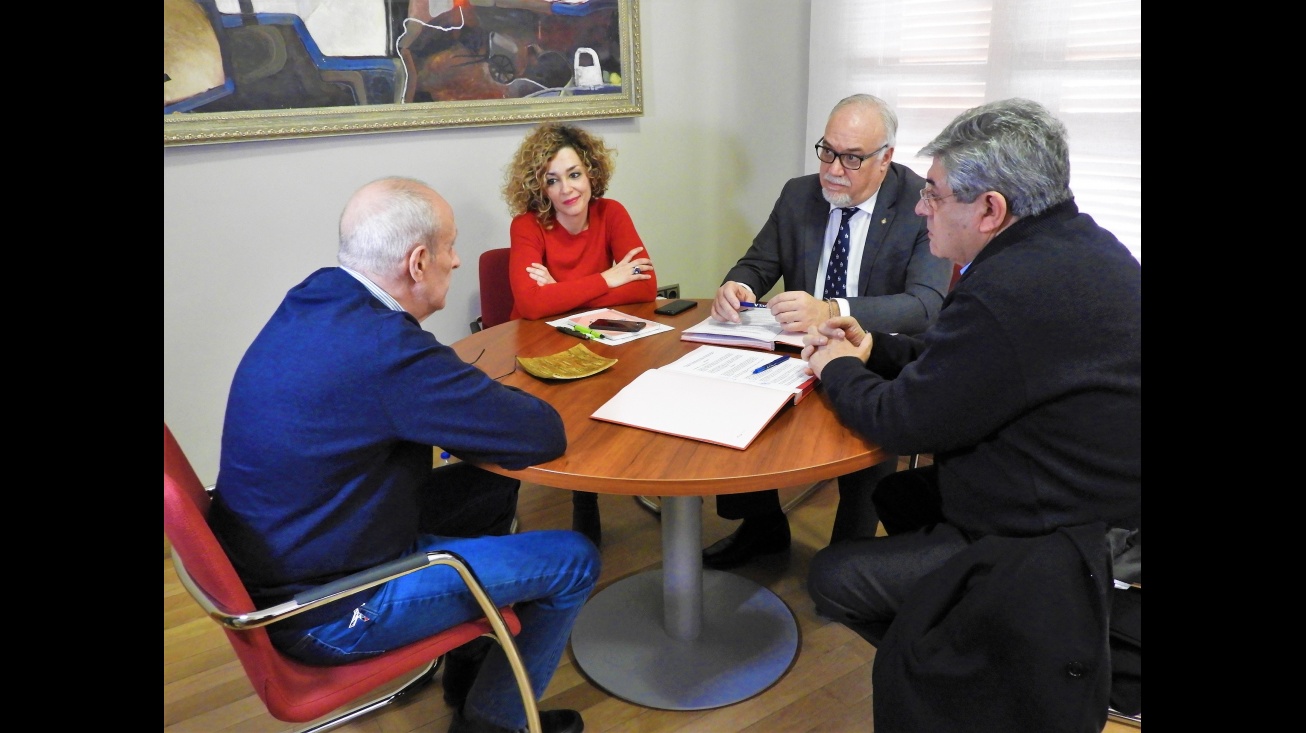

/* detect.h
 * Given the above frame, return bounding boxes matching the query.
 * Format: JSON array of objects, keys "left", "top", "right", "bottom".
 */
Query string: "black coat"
[
  {"left": 820, "top": 200, "right": 1142, "bottom": 537},
  {"left": 872, "top": 522, "right": 1113, "bottom": 733}
]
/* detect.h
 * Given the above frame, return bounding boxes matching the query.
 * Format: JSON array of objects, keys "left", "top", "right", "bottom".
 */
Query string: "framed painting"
[{"left": 164, "top": 0, "right": 642, "bottom": 146}]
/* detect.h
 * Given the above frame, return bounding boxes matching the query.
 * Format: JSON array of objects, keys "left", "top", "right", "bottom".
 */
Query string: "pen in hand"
[
  {"left": 738, "top": 301, "right": 767, "bottom": 309},
  {"left": 752, "top": 355, "right": 789, "bottom": 374}
]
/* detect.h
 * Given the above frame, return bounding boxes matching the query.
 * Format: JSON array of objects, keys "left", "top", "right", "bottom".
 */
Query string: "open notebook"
[{"left": 590, "top": 345, "right": 817, "bottom": 449}]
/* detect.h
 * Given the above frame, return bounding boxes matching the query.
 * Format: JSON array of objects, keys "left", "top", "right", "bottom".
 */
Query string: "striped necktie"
[{"left": 823, "top": 207, "right": 858, "bottom": 300}]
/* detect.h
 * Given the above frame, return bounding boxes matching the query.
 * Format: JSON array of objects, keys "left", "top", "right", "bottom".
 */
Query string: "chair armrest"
[
  {"left": 293, "top": 553, "right": 431, "bottom": 607},
  {"left": 173, "top": 548, "right": 503, "bottom": 632}
]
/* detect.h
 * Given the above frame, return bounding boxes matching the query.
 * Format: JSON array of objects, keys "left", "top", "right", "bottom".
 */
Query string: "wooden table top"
[{"left": 451, "top": 299, "right": 884, "bottom": 495}]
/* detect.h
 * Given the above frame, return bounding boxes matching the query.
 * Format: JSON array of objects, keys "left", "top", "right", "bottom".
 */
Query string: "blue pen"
[
  {"left": 738, "top": 301, "right": 767, "bottom": 309},
  {"left": 752, "top": 355, "right": 789, "bottom": 374}
]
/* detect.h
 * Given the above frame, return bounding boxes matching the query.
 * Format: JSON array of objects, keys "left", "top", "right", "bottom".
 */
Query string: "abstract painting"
[{"left": 165, "top": 0, "right": 642, "bottom": 146}]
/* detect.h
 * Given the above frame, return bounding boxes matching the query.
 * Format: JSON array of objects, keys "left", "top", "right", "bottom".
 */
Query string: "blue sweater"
[{"left": 210, "top": 268, "right": 566, "bottom": 606}]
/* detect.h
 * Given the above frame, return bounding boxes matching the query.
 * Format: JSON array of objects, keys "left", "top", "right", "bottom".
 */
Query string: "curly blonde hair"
[{"left": 502, "top": 123, "right": 616, "bottom": 229}]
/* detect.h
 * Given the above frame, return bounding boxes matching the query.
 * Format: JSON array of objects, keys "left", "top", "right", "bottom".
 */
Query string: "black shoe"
[
  {"left": 441, "top": 637, "right": 492, "bottom": 709},
  {"left": 572, "top": 497, "right": 602, "bottom": 549},
  {"left": 448, "top": 708, "right": 584, "bottom": 733},
  {"left": 702, "top": 516, "right": 791, "bottom": 569}
]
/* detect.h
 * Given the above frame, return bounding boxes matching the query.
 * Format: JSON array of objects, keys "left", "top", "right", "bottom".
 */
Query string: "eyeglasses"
[
  {"left": 918, "top": 187, "right": 961, "bottom": 211},
  {"left": 814, "top": 139, "right": 889, "bottom": 170}
]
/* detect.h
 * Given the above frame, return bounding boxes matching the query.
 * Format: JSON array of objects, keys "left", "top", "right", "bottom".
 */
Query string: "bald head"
[
  {"left": 829, "top": 93, "right": 898, "bottom": 148},
  {"left": 338, "top": 177, "right": 451, "bottom": 279}
]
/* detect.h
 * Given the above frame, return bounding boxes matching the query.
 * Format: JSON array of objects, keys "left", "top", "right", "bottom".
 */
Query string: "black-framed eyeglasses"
[
  {"left": 918, "top": 186, "right": 961, "bottom": 211},
  {"left": 814, "top": 139, "right": 889, "bottom": 170}
]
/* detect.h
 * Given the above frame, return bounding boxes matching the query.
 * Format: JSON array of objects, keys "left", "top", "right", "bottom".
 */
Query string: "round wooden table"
[{"left": 452, "top": 299, "right": 883, "bottom": 710}]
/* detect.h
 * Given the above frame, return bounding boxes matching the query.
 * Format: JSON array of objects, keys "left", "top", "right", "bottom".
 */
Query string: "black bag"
[
  {"left": 1106, "top": 527, "right": 1141, "bottom": 716},
  {"left": 1108, "top": 585, "right": 1141, "bottom": 716}
]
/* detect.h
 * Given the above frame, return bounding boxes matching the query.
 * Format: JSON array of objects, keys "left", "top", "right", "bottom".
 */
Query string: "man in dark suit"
[
  {"left": 704, "top": 94, "right": 953, "bottom": 569},
  {"left": 802, "top": 98, "right": 1141, "bottom": 730}
]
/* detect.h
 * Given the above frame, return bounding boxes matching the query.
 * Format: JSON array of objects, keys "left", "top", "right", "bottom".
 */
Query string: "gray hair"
[
  {"left": 917, "top": 98, "right": 1072, "bottom": 218},
  {"left": 338, "top": 177, "right": 443, "bottom": 278},
  {"left": 830, "top": 93, "right": 898, "bottom": 150}
]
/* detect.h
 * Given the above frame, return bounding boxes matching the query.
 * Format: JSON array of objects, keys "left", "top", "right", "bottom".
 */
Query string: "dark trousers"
[
  {"left": 418, "top": 461, "right": 520, "bottom": 538},
  {"left": 806, "top": 463, "right": 970, "bottom": 646},
  {"left": 715, "top": 458, "right": 897, "bottom": 543}
]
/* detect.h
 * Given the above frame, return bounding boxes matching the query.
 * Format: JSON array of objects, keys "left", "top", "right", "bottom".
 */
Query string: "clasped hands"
[
  {"left": 525, "top": 247, "right": 654, "bottom": 289},
  {"left": 801, "top": 315, "right": 872, "bottom": 378}
]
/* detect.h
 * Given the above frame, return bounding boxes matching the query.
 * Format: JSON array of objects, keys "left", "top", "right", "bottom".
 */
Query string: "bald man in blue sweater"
[{"left": 210, "top": 177, "right": 596, "bottom": 733}]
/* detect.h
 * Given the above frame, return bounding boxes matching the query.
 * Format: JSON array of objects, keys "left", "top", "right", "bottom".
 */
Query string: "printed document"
[{"left": 660, "top": 345, "right": 816, "bottom": 402}]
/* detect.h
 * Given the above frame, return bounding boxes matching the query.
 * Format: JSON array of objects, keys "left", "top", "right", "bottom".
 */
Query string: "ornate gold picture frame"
[{"left": 164, "top": 0, "right": 642, "bottom": 147}]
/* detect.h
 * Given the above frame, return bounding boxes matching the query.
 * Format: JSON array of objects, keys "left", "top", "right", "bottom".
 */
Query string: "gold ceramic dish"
[{"left": 516, "top": 344, "right": 618, "bottom": 380}]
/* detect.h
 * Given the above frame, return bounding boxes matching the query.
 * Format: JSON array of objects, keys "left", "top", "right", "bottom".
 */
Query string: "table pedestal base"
[{"left": 569, "top": 569, "right": 799, "bottom": 710}]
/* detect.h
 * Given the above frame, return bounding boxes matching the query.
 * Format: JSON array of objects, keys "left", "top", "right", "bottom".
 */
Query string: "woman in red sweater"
[{"left": 501, "top": 122, "right": 657, "bottom": 548}]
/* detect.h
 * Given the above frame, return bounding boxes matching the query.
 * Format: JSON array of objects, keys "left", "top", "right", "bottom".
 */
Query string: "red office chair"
[
  {"left": 465, "top": 247, "right": 523, "bottom": 531},
  {"left": 472, "top": 248, "right": 514, "bottom": 332},
  {"left": 163, "top": 423, "right": 541, "bottom": 733}
]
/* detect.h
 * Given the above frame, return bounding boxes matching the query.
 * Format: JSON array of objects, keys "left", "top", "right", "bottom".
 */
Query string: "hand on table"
[
  {"left": 766, "top": 291, "right": 829, "bottom": 333},
  {"left": 711, "top": 281, "right": 756, "bottom": 323}
]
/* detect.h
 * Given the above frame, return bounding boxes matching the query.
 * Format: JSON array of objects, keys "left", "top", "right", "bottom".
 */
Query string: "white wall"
[{"left": 164, "top": 1, "right": 812, "bottom": 482}]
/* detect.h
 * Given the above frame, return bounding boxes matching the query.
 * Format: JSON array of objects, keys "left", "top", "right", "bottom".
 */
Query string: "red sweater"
[{"left": 508, "top": 198, "right": 658, "bottom": 320}]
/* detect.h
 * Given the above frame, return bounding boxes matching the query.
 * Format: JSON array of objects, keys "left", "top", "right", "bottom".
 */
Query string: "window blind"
[{"left": 808, "top": 0, "right": 1141, "bottom": 261}]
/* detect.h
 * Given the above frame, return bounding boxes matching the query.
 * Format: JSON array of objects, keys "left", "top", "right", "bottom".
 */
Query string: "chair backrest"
[
  {"left": 163, "top": 424, "right": 291, "bottom": 714},
  {"left": 164, "top": 423, "right": 521, "bottom": 724},
  {"left": 163, "top": 424, "right": 263, "bottom": 624},
  {"left": 479, "top": 248, "right": 515, "bottom": 329}
]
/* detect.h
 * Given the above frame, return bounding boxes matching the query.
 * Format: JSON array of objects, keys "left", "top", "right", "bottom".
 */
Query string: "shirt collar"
[
  {"left": 341, "top": 266, "right": 404, "bottom": 312},
  {"left": 828, "top": 189, "right": 880, "bottom": 217}
]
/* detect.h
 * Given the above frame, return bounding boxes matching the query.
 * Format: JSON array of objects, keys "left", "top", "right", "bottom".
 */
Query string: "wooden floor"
[{"left": 164, "top": 466, "right": 1138, "bottom": 732}]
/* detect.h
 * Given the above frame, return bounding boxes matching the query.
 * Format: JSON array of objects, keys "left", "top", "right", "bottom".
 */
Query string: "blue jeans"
[{"left": 271, "top": 464, "right": 601, "bottom": 730}]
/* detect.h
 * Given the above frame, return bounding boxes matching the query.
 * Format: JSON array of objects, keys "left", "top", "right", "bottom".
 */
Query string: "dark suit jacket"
[{"left": 723, "top": 164, "right": 951, "bottom": 335}]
